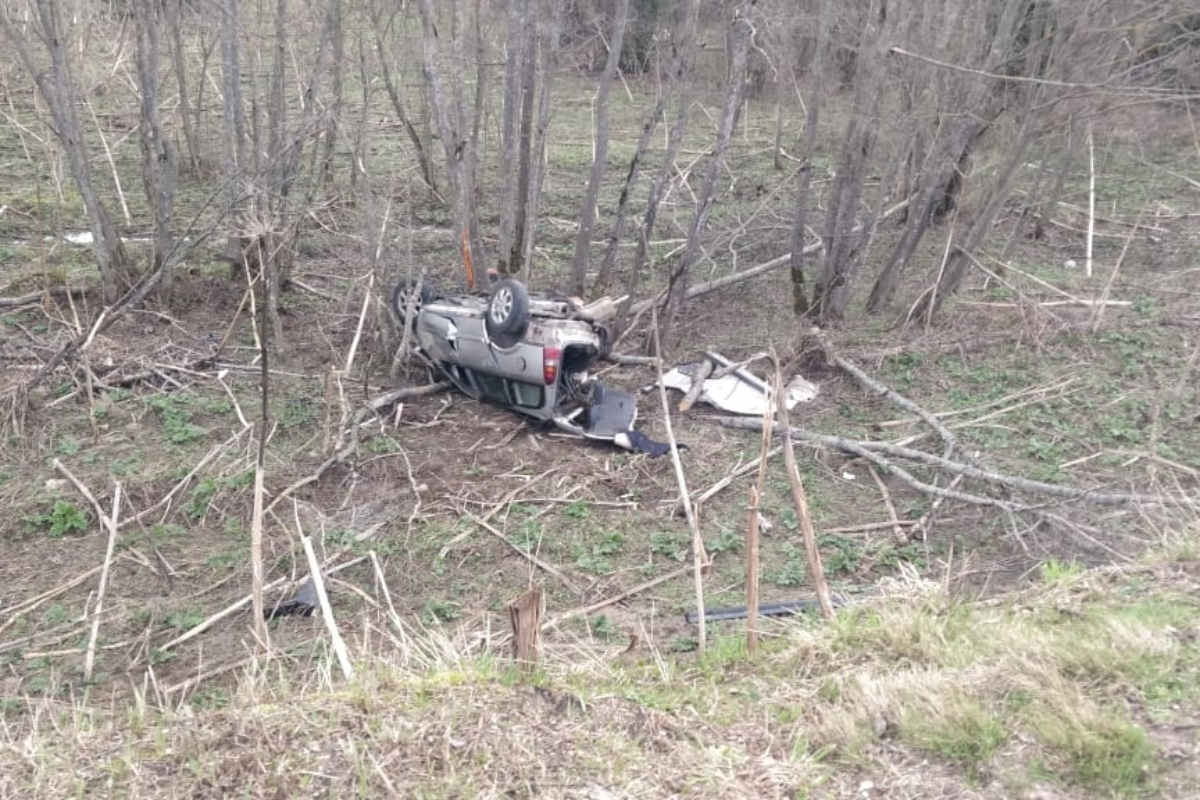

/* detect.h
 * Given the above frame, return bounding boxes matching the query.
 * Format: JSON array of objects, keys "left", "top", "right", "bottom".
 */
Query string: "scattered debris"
[
  {"left": 266, "top": 576, "right": 317, "bottom": 619},
  {"left": 656, "top": 351, "right": 818, "bottom": 416}
]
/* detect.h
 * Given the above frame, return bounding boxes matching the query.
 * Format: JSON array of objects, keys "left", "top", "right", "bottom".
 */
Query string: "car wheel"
[
  {"left": 392, "top": 279, "right": 433, "bottom": 328},
  {"left": 486, "top": 279, "right": 530, "bottom": 338}
]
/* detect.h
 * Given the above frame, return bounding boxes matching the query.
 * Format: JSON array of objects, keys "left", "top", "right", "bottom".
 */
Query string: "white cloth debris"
[{"left": 660, "top": 362, "right": 818, "bottom": 415}]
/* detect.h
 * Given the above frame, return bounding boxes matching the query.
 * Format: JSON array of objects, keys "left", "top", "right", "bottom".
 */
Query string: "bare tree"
[
  {"left": 496, "top": 0, "right": 528, "bottom": 274},
  {"left": 165, "top": 0, "right": 202, "bottom": 174},
  {"left": 415, "top": 0, "right": 485, "bottom": 282},
  {"left": 787, "top": 0, "right": 830, "bottom": 315},
  {"left": 618, "top": 0, "right": 701, "bottom": 322},
  {"left": 518, "top": 0, "right": 563, "bottom": 277},
  {"left": 498, "top": 0, "right": 540, "bottom": 275},
  {"left": 594, "top": 0, "right": 697, "bottom": 294},
  {"left": 865, "top": 0, "right": 1032, "bottom": 313},
  {"left": 133, "top": 0, "right": 179, "bottom": 293},
  {"left": 569, "top": 0, "right": 629, "bottom": 296},
  {"left": 809, "top": 0, "right": 893, "bottom": 320},
  {"left": 2, "top": 0, "right": 132, "bottom": 298},
  {"left": 373, "top": 1, "right": 439, "bottom": 196},
  {"left": 219, "top": 0, "right": 248, "bottom": 266},
  {"left": 660, "top": 4, "right": 754, "bottom": 344}
]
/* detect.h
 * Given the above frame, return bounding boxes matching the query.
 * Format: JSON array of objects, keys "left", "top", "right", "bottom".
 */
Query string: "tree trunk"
[
  {"left": 2, "top": 1, "right": 131, "bottom": 299},
  {"left": 519, "top": 0, "right": 563, "bottom": 277},
  {"left": 788, "top": 0, "right": 830, "bottom": 316},
  {"left": 316, "top": 0, "right": 344, "bottom": 193},
  {"left": 569, "top": 0, "right": 630, "bottom": 296},
  {"left": 166, "top": 0, "right": 202, "bottom": 175},
  {"left": 620, "top": 0, "right": 701, "bottom": 328},
  {"left": 593, "top": 1, "right": 693, "bottom": 294},
  {"left": 660, "top": 5, "right": 753, "bottom": 344},
  {"left": 134, "top": 0, "right": 178, "bottom": 293},
  {"left": 496, "top": 0, "right": 528, "bottom": 274},
  {"left": 811, "top": 0, "right": 894, "bottom": 321},
  {"left": 220, "top": 0, "right": 247, "bottom": 266},
  {"left": 865, "top": 0, "right": 1031, "bottom": 313},
  {"left": 507, "top": 5, "right": 539, "bottom": 276},
  {"left": 374, "top": 3, "right": 439, "bottom": 196},
  {"left": 416, "top": 0, "right": 483, "bottom": 281}
]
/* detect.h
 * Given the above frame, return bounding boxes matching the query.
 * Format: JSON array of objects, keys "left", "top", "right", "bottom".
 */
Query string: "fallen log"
[{"left": 714, "top": 416, "right": 1194, "bottom": 509}]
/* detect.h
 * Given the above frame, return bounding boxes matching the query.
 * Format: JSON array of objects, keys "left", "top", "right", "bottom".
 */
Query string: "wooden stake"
[
  {"left": 773, "top": 357, "right": 834, "bottom": 618},
  {"left": 84, "top": 483, "right": 121, "bottom": 683},
  {"left": 1085, "top": 125, "right": 1095, "bottom": 279},
  {"left": 746, "top": 486, "right": 761, "bottom": 653},
  {"left": 508, "top": 586, "right": 545, "bottom": 674},
  {"left": 747, "top": 382, "right": 774, "bottom": 653}
]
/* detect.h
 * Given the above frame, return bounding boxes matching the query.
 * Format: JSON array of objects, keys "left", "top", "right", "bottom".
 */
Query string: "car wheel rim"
[
  {"left": 491, "top": 288, "right": 513, "bottom": 325},
  {"left": 398, "top": 289, "right": 421, "bottom": 317}
]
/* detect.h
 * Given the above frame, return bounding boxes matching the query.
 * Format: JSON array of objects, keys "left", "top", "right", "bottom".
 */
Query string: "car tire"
[
  {"left": 392, "top": 279, "right": 434, "bottom": 328},
  {"left": 486, "top": 279, "right": 530, "bottom": 339}
]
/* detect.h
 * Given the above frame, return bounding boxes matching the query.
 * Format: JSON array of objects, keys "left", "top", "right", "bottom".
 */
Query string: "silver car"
[{"left": 392, "top": 277, "right": 638, "bottom": 442}]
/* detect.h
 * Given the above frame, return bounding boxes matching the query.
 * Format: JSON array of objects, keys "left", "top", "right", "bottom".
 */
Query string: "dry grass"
[{"left": 2, "top": 524, "right": 1197, "bottom": 799}]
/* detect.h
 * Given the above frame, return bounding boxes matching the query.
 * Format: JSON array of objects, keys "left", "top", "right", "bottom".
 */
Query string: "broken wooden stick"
[
  {"left": 542, "top": 564, "right": 692, "bottom": 629},
  {"left": 773, "top": 359, "right": 834, "bottom": 619},
  {"left": 438, "top": 469, "right": 555, "bottom": 558},
  {"left": 747, "top": 377, "right": 775, "bottom": 652},
  {"left": 84, "top": 482, "right": 122, "bottom": 683},
  {"left": 652, "top": 308, "right": 709, "bottom": 652},
  {"left": 159, "top": 555, "right": 367, "bottom": 651},
  {"left": 300, "top": 533, "right": 354, "bottom": 681},
  {"left": 677, "top": 358, "right": 713, "bottom": 413},
  {"left": 682, "top": 446, "right": 783, "bottom": 516},
  {"left": 868, "top": 465, "right": 907, "bottom": 545}
]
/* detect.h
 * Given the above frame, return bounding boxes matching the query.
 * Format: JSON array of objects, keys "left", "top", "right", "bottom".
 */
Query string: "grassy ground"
[{"left": 2, "top": 530, "right": 1198, "bottom": 798}]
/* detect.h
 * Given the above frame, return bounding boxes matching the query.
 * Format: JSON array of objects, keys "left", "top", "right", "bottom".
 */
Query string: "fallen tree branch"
[
  {"left": 159, "top": 555, "right": 367, "bottom": 651},
  {"left": 714, "top": 417, "right": 1193, "bottom": 509},
  {"left": 0, "top": 285, "right": 89, "bottom": 308},
  {"left": 809, "top": 327, "right": 960, "bottom": 458}
]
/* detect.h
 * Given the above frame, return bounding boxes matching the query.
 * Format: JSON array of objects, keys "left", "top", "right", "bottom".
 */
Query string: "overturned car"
[{"left": 393, "top": 277, "right": 642, "bottom": 445}]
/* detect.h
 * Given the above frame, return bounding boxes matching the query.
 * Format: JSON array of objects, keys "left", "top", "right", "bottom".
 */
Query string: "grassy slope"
[{"left": 4, "top": 529, "right": 1198, "bottom": 799}]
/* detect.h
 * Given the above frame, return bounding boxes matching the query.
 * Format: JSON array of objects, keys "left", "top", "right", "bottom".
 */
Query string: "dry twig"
[
  {"left": 651, "top": 308, "right": 709, "bottom": 651},
  {"left": 84, "top": 483, "right": 121, "bottom": 683}
]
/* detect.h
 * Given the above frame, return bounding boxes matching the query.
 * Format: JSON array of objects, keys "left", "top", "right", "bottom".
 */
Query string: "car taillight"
[{"left": 543, "top": 347, "right": 561, "bottom": 386}]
